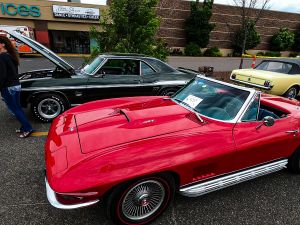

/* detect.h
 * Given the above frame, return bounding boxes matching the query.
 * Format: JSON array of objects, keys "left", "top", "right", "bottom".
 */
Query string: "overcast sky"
[
  {"left": 213, "top": 0, "right": 300, "bottom": 13},
  {"left": 54, "top": 0, "right": 300, "bottom": 14}
]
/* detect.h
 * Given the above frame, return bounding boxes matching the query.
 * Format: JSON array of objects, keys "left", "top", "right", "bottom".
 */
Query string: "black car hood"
[{"left": 9, "top": 31, "right": 75, "bottom": 74}]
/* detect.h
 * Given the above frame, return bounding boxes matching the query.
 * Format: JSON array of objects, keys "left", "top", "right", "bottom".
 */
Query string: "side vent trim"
[{"left": 180, "top": 159, "right": 288, "bottom": 197}]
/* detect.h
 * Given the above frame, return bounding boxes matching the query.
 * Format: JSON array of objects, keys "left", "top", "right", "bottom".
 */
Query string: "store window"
[{"left": 49, "top": 30, "right": 90, "bottom": 54}]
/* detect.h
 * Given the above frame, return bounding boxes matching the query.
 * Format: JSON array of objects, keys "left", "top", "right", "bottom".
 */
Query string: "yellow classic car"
[{"left": 230, "top": 59, "right": 300, "bottom": 98}]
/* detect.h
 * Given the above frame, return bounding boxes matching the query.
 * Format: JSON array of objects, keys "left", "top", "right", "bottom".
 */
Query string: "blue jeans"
[
  {"left": 2, "top": 96, "right": 15, "bottom": 116},
  {"left": 1, "top": 87, "right": 33, "bottom": 132}
]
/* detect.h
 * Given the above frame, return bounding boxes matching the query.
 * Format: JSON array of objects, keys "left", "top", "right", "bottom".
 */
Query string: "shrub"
[
  {"left": 169, "top": 48, "right": 183, "bottom": 56},
  {"left": 203, "top": 47, "right": 222, "bottom": 57},
  {"left": 289, "top": 52, "right": 299, "bottom": 57},
  {"left": 271, "top": 28, "right": 295, "bottom": 51},
  {"left": 185, "top": 43, "right": 202, "bottom": 56},
  {"left": 256, "top": 51, "right": 265, "bottom": 56},
  {"left": 264, "top": 51, "right": 281, "bottom": 57},
  {"left": 232, "top": 51, "right": 242, "bottom": 57}
]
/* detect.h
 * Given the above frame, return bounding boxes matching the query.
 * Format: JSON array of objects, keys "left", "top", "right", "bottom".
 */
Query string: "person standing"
[{"left": 0, "top": 35, "right": 33, "bottom": 138}]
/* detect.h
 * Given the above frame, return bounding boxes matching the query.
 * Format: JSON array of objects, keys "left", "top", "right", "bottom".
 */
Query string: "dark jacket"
[{"left": 0, "top": 53, "right": 19, "bottom": 90}]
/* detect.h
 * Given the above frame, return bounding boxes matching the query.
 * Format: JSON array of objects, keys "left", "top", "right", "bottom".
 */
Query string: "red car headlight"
[{"left": 47, "top": 146, "right": 68, "bottom": 175}]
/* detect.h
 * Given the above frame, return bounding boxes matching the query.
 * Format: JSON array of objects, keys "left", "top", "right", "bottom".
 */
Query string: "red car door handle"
[{"left": 286, "top": 129, "right": 299, "bottom": 136}]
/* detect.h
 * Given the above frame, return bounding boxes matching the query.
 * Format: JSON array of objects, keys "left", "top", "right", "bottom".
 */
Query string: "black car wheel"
[
  {"left": 31, "top": 94, "right": 68, "bottom": 122},
  {"left": 284, "top": 86, "right": 299, "bottom": 99},
  {"left": 288, "top": 148, "right": 300, "bottom": 174},
  {"left": 107, "top": 174, "right": 175, "bottom": 225}
]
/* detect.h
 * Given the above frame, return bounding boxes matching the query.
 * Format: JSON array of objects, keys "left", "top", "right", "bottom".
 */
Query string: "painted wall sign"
[
  {"left": 0, "top": 3, "right": 40, "bottom": 17},
  {"left": 52, "top": 5, "right": 100, "bottom": 20}
]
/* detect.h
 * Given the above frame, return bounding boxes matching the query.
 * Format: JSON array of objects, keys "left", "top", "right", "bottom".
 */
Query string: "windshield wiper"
[
  {"left": 173, "top": 98, "right": 204, "bottom": 123},
  {"left": 195, "top": 113, "right": 204, "bottom": 123}
]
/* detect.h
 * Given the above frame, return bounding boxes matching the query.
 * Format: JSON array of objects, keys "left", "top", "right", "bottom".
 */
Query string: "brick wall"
[{"left": 156, "top": 1, "right": 300, "bottom": 50}]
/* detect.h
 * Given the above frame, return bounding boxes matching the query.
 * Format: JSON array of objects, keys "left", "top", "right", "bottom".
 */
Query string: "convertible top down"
[{"left": 45, "top": 76, "right": 300, "bottom": 224}]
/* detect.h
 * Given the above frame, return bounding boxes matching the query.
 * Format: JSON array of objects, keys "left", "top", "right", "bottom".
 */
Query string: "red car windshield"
[{"left": 173, "top": 77, "right": 250, "bottom": 121}]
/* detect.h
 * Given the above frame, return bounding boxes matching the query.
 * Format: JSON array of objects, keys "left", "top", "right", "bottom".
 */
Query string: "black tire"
[
  {"left": 288, "top": 148, "right": 300, "bottom": 174},
  {"left": 160, "top": 88, "right": 177, "bottom": 97},
  {"left": 106, "top": 174, "right": 175, "bottom": 225},
  {"left": 31, "top": 93, "right": 68, "bottom": 122},
  {"left": 283, "top": 86, "right": 299, "bottom": 99}
]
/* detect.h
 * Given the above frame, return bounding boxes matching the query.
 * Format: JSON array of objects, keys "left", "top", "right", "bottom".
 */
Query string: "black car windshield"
[
  {"left": 172, "top": 77, "right": 250, "bottom": 121},
  {"left": 255, "top": 61, "right": 292, "bottom": 74},
  {"left": 82, "top": 56, "right": 105, "bottom": 75}
]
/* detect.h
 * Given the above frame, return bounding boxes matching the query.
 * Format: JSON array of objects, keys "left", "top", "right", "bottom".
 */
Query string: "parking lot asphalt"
[{"left": 1, "top": 57, "right": 300, "bottom": 225}]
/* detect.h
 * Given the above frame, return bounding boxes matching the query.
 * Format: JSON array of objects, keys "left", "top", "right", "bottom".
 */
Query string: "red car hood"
[{"left": 74, "top": 98, "right": 201, "bottom": 154}]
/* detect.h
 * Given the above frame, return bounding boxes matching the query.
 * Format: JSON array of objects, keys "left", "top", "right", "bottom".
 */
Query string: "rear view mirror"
[
  {"left": 263, "top": 116, "right": 275, "bottom": 127},
  {"left": 256, "top": 116, "right": 275, "bottom": 129}
]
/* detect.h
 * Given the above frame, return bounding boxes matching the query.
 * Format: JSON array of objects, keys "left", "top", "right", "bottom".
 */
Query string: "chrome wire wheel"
[
  {"left": 38, "top": 98, "right": 61, "bottom": 119},
  {"left": 121, "top": 180, "right": 165, "bottom": 221}
]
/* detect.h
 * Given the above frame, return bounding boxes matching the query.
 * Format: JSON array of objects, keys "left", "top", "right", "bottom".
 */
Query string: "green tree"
[
  {"left": 90, "top": 0, "right": 168, "bottom": 60},
  {"left": 271, "top": 28, "right": 295, "bottom": 51},
  {"left": 233, "top": 19, "right": 260, "bottom": 55},
  {"left": 293, "top": 26, "right": 300, "bottom": 52},
  {"left": 232, "top": 0, "right": 270, "bottom": 68},
  {"left": 185, "top": 0, "right": 215, "bottom": 48}
]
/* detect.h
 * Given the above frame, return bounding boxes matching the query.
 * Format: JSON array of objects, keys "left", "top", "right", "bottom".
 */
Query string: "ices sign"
[{"left": 0, "top": 3, "right": 40, "bottom": 17}]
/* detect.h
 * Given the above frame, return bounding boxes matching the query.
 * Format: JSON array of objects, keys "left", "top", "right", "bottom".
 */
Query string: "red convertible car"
[{"left": 45, "top": 76, "right": 300, "bottom": 224}]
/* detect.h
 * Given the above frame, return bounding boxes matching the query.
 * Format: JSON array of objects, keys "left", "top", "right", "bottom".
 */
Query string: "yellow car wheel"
[{"left": 284, "top": 86, "right": 299, "bottom": 99}]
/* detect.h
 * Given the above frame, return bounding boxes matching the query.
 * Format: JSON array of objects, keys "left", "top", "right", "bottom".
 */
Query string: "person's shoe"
[
  {"left": 15, "top": 129, "right": 23, "bottom": 133},
  {"left": 19, "top": 130, "right": 33, "bottom": 138}
]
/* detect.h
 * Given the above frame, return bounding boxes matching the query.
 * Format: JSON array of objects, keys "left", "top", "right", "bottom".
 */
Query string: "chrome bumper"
[
  {"left": 230, "top": 78, "right": 272, "bottom": 90},
  {"left": 45, "top": 178, "right": 99, "bottom": 209}
]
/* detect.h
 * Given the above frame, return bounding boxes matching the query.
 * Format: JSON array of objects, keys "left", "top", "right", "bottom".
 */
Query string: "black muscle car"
[{"left": 10, "top": 32, "right": 196, "bottom": 122}]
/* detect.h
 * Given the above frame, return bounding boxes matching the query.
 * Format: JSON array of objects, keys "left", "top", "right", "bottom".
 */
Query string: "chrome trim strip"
[
  {"left": 154, "top": 80, "right": 187, "bottom": 85},
  {"left": 230, "top": 78, "right": 272, "bottom": 90},
  {"left": 237, "top": 92, "right": 261, "bottom": 123},
  {"left": 45, "top": 178, "right": 99, "bottom": 209},
  {"left": 180, "top": 159, "right": 288, "bottom": 197},
  {"left": 21, "top": 81, "right": 187, "bottom": 91},
  {"left": 20, "top": 78, "right": 52, "bottom": 82},
  {"left": 22, "top": 86, "right": 87, "bottom": 91}
]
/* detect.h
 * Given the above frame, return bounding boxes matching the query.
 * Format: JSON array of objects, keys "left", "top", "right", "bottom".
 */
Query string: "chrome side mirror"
[
  {"left": 263, "top": 116, "right": 275, "bottom": 127},
  {"left": 256, "top": 116, "right": 275, "bottom": 129}
]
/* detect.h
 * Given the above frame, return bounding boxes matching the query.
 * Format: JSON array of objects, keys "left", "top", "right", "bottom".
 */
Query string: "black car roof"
[
  {"left": 99, "top": 53, "right": 157, "bottom": 60},
  {"left": 261, "top": 58, "right": 300, "bottom": 67}
]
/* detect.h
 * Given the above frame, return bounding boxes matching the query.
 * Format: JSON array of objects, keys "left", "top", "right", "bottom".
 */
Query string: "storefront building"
[{"left": 0, "top": 0, "right": 107, "bottom": 53}]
